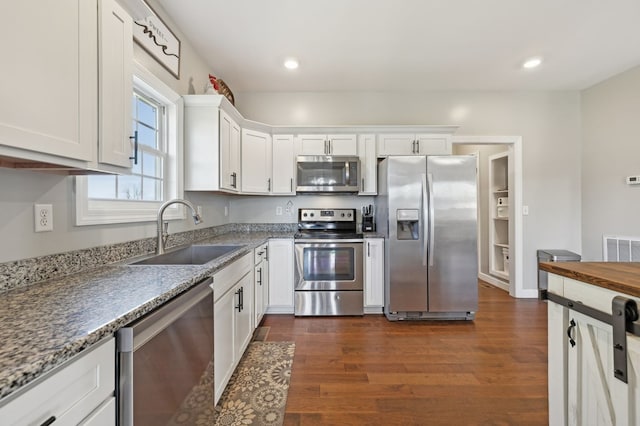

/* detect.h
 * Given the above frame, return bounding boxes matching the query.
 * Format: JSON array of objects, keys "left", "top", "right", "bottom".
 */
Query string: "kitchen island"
[
  {"left": 539, "top": 261, "right": 640, "bottom": 426},
  {"left": 0, "top": 229, "right": 293, "bottom": 408}
]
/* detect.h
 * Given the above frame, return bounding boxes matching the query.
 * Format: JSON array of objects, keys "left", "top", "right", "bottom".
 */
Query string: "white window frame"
[{"left": 75, "top": 62, "right": 185, "bottom": 225}]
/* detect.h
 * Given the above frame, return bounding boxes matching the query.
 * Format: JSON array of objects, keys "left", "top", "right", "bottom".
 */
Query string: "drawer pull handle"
[
  {"left": 567, "top": 319, "right": 576, "bottom": 347},
  {"left": 41, "top": 416, "right": 56, "bottom": 426}
]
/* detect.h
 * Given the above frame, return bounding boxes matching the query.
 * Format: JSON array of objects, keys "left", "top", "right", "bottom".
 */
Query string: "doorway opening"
[{"left": 452, "top": 136, "right": 527, "bottom": 298}]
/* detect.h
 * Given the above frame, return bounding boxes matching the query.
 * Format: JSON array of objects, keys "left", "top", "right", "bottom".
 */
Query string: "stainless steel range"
[{"left": 294, "top": 208, "right": 364, "bottom": 316}]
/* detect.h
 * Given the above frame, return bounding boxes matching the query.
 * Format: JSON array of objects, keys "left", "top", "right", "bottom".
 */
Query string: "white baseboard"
[
  {"left": 364, "top": 306, "right": 384, "bottom": 314},
  {"left": 479, "top": 272, "right": 509, "bottom": 292},
  {"left": 478, "top": 273, "right": 539, "bottom": 298},
  {"left": 265, "top": 306, "right": 294, "bottom": 314},
  {"left": 515, "top": 288, "right": 540, "bottom": 299}
]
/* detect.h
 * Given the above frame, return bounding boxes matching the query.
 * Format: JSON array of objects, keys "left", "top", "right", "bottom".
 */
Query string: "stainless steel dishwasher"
[{"left": 117, "top": 277, "right": 214, "bottom": 426}]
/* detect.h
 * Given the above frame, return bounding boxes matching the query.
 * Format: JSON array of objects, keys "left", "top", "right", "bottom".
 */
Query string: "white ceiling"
[{"left": 155, "top": 0, "right": 640, "bottom": 93}]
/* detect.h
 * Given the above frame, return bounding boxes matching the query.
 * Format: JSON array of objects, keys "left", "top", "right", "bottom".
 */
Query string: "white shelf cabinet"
[
  {"left": 358, "top": 134, "right": 377, "bottom": 195},
  {"left": 241, "top": 129, "right": 272, "bottom": 194},
  {"left": 377, "top": 134, "right": 452, "bottom": 156},
  {"left": 364, "top": 238, "right": 384, "bottom": 312},
  {"left": 296, "top": 134, "right": 358, "bottom": 156},
  {"left": 0, "top": 338, "right": 115, "bottom": 426},
  {"left": 267, "top": 239, "right": 295, "bottom": 314},
  {"left": 488, "top": 151, "right": 510, "bottom": 281}
]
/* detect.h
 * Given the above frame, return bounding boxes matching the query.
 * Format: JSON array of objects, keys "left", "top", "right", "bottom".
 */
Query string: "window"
[
  {"left": 75, "top": 63, "right": 184, "bottom": 225},
  {"left": 88, "top": 92, "right": 166, "bottom": 202}
]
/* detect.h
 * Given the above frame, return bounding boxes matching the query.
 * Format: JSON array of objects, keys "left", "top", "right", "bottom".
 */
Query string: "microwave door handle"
[
  {"left": 421, "top": 173, "right": 428, "bottom": 266},
  {"left": 345, "top": 161, "right": 350, "bottom": 184}
]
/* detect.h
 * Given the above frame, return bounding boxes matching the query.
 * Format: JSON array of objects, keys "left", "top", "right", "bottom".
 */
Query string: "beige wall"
[
  {"left": 581, "top": 66, "right": 640, "bottom": 260},
  {"left": 234, "top": 91, "right": 583, "bottom": 290}
]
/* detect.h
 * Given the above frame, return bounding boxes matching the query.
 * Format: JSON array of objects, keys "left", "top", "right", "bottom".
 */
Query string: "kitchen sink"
[{"left": 131, "top": 245, "right": 242, "bottom": 265}]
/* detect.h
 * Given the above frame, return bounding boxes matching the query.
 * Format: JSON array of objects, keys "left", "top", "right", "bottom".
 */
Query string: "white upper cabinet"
[
  {"left": 377, "top": 134, "right": 452, "bottom": 156},
  {"left": 358, "top": 134, "right": 377, "bottom": 195},
  {"left": 0, "top": 0, "right": 134, "bottom": 173},
  {"left": 0, "top": 0, "right": 97, "bottom": 167},
  {"left": 184, "top": 96, "right": 243, "bottom": 193},
  {"left": 241, "top": 129, "right": 272, "bottom": 194},
  {"left": 98, "top": 0, "right": 134, "bottom": 170},
  {"left": 272, "top": 135, "right": 296, "bottom": 195},
  {"left": 297, "top": 134, "right": 357, "bottom": 156},
  {"left": 220, "top": 110, "right": 241, "bottom": 192}
]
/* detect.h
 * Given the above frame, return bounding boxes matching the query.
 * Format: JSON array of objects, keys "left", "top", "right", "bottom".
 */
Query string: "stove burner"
[{"left": 296, "top": 208, "right": 359, "bottom": 240}]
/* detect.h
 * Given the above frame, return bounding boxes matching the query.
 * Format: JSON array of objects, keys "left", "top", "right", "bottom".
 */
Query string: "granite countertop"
[
  {"left": 539, "top": 261, "right": 640, "bottom": 297},
  {"left": 0, "top": 231, "right": 293, "bottom": 401}
]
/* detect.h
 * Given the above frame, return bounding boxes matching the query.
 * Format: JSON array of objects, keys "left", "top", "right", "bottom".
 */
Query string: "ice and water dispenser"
[{"left": 396, "top": 209, "right": 420, "bottom": 240}]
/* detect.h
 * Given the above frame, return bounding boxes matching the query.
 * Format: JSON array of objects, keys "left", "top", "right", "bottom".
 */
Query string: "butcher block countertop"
[{"left": 539, "top": 261, "right": 640, "bottom": 298}]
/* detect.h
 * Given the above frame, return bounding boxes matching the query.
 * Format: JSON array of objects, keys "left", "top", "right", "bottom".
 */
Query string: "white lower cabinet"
[
  {"left": 364, "top": 238, "right": 384, "bottom": 312},
  {"left": 254, "top": 243, "right": 269, "bottom": 326},
  {"left": 267, "top": 239, "right": 295, "bottom": 314},
  {"left": 80, "top": 397, "right": 116, "bottom": 426},
  {"left": 0, "top": 338, "right": 115, "bottom": 426},
  {"left": 547, "top": 273, "right": 640, "bottom": 425},
  {"left": 213, "top": 252, "right": 253, "bottom": 404}
]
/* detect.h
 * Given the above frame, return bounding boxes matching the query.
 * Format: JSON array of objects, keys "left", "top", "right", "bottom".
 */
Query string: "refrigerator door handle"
[
  {"left": 427, "top": 173, "right": 435, "bottom": 267},
  {"left": 421, "top": 173, "right": 428, "bottom": 266}
]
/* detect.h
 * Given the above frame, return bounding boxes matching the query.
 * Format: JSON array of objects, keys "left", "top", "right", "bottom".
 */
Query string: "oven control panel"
[{"left": 299, "top": 208, "right": 356, "bottom": 222}]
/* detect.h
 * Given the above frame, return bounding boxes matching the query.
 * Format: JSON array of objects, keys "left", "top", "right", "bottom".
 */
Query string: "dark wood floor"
[{"left": 263, "top": 282, "right": 548, "bottom": 425}]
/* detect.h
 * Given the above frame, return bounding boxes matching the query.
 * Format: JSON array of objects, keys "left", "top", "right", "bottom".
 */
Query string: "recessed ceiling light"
[
  {"left": 522, "top": 57, "right": 542, "bottom": 69},
  {"left": 284, "top": 58, "right": 299, "bottom": 70}
]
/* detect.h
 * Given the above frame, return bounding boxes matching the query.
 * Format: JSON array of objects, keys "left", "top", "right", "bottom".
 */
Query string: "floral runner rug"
[{"left": 214, "top": 341, "right": 295, "bottom": 425}]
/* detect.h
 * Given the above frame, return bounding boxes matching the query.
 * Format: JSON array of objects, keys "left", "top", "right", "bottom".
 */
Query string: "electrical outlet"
[
  {"left": 35, "top": 204, "right": 53, "bottom": 232},
  {"left": 224, "top": 206, "right": 229, "bottom": 217},
  {"left": 276, "top": 206, "right": 283, "bottom": 216}
]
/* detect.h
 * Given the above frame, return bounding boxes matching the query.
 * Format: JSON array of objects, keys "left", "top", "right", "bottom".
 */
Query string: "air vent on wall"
[{"left": 603, "top": 235, "right": 640, "bottom": 261}]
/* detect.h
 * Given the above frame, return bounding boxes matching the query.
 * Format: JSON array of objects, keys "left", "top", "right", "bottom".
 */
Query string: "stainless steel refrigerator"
[{"left": 376, "top": 156, "right": 478, "bottom": 321}]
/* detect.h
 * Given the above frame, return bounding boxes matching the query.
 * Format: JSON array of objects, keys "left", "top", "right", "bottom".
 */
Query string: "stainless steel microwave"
[{"left": 296, "top": 156, "right": 360, "bottom": 193}]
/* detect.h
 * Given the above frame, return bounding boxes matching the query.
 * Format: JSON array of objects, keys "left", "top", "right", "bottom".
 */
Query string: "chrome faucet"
[{"left": 156, "top": 199, "right": 203, "bottom": 254}]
